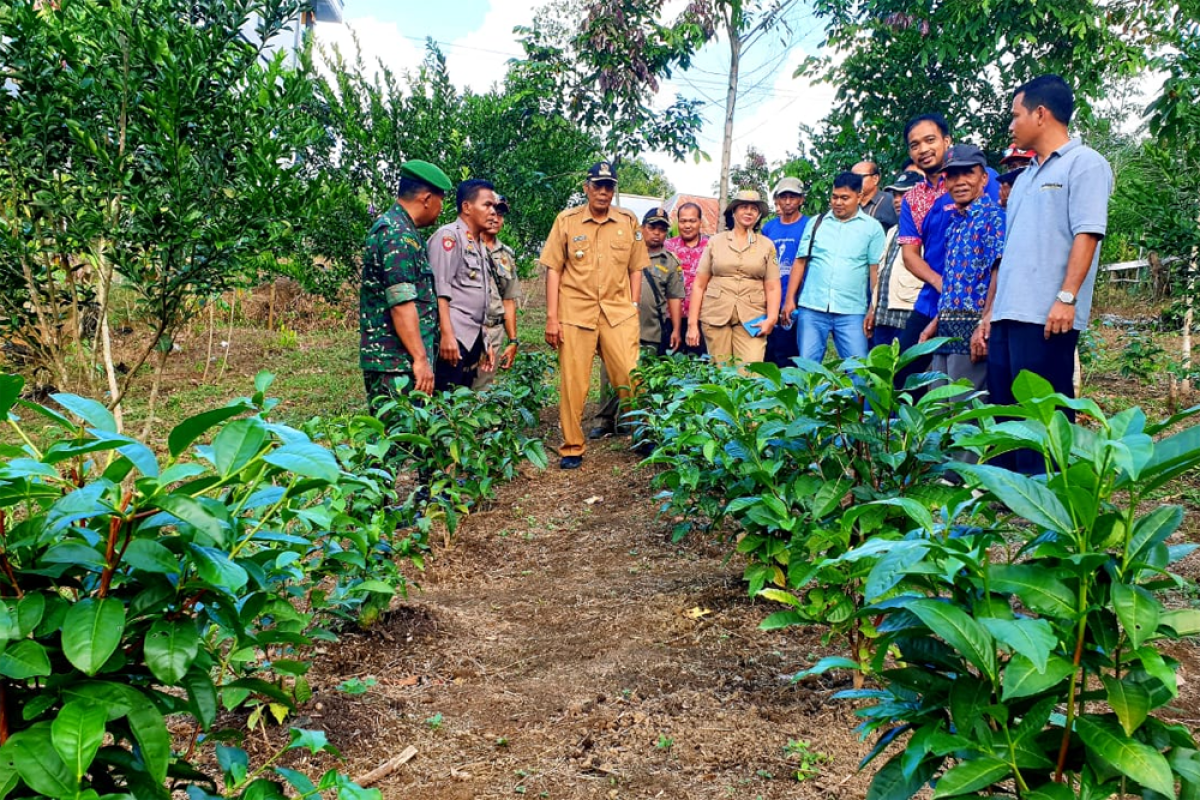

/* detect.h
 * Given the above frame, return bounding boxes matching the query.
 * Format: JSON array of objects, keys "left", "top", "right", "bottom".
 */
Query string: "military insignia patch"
[
  {"left": 634, "top": 230, "right": 643, "bottom": 241},
  {"left": 442, "top": 235, "right": 455, "bottom": 251}
]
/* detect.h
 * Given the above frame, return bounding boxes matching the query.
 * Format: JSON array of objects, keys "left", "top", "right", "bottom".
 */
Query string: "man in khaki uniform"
[
  {"left": 472, "top": 196, "right": 521, "bottom": 390},
  {"left": 590, "top": 207, "right": 684, "bottom": 438},
  {"left": 541, "top": 161, "right": 649, "bottom": 469}
]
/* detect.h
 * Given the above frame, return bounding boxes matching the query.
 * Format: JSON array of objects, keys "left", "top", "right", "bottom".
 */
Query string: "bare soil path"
[{"left": 294, "top": 424, "right": 872, "bottom": 799}]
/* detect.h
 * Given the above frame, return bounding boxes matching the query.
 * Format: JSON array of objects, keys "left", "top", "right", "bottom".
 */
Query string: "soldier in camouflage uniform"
[
  {"left": 472, "top": 196, "right": 522, "bottom": 391},
  {"left": 360, "top": 160, "right": 454, "bottom": 405}
]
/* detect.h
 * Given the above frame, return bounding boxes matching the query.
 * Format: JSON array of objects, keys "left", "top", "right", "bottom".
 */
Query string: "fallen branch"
[{"left": 354, "top": 745, "right": 418, "bottom": 787}]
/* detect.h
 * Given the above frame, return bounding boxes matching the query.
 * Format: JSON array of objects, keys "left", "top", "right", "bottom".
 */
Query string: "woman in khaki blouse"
[{"left": 685, "top": 190, "right": 781, "bottom": 365}]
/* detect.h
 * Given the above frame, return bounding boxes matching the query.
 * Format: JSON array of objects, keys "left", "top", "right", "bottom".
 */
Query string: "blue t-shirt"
[
  {"left": 762, "top": 215, "right": 809, "bottom": 305},
  {"left": 898, "top": 167, "right": 1001, "bottom": 319}
]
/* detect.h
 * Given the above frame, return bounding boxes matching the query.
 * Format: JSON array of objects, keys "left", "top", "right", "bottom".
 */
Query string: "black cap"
[
  {"left": 642, "top": 207, "right": 670, "bottom": 226},
  {"left": 587, "top": 161, "right": 617, "bottom": 185},
  {"left": 938, "top": 144, "right": 988, "bottom": 173},
  {"left": 997, "top": 167, "right": 1025, "bottom": 185},
  {"left": 884, "top": 171, "right": 924, "bottom": 193},
  {"left": 494, "top": 195, "right": 510, "bottom": 215}
]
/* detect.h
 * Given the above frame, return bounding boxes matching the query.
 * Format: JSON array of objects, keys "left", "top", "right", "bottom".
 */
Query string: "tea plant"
[
  {"left": 0, "top": 371, "right": 394, "bottom": 798},
  {"left": 803, "top": 372, "right": 1200, "bottom": 800}
]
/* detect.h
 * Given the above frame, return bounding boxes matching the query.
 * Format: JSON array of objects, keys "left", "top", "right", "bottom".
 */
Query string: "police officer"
[
  {"left": 541, "top": 161, "right": 649, "bottom": 469},
  {"left": 472, "top": 196, "right": 522, "bottom": 391},
  {"left": 429, "top": 178, "right": 498, "bottom": 391},
  {"left": 590, "top": 207, "right": 684, "bottom": 438},
  {"left": 359, "top": 160, "right": 453, "bottom": 405}
]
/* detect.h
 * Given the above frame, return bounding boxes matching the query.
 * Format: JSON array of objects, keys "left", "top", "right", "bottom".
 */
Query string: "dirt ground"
[{"left": 268, "top": 415, "right": 875, "bottom": 800}]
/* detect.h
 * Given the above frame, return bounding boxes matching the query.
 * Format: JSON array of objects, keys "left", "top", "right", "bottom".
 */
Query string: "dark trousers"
[
  {"left": 871, "top": 324, "right": 906, "bottom": 350},
  {"left": 987, "top": 320, "right": 1080, "bottom": 475},
  {"left": 364, "top": 370, "right": 414, "bottom": 409},
  {"left": 894, "top": 311, "right": 934, "bottom": 391},
  {"left": 765, "top": 320, "right": 799, "bottom": 368},
  {"left": 434, "top": 332, "right": 485, "bottom": 392}
]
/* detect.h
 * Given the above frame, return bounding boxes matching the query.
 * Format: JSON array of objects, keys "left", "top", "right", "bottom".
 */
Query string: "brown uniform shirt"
[
  {"left": 639, "top": 249, "right": 685, "bottom": 345},
  {"left": 539, "top": 205, "right": 650, "bottom": 329},
  {"left": 696, "top": 230, "right": 780, "bottom": 327}
]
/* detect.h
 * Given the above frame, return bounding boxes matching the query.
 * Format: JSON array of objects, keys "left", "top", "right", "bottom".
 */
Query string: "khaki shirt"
[
  {"left": 639, "top": 250, "right": 685, "bottom": 345},
  {"left": 539, "top": 205, "right": 650, "bottom": 329},
  {"left": 484, "top": 241, "right": 521, "bottom": 325},
  {"left": 696, "top": 230, "right": 779, "bottom": 327},
  {"left": 429, "top": 219, "right": 490, "bottom": 346}
]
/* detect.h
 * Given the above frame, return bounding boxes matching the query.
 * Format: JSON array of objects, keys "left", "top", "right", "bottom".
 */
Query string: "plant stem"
[{"left": 1054, "top": 610, "right": 1089, "bottom": 782}]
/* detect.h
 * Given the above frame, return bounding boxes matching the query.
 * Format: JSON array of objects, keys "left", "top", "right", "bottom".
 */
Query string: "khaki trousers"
[
  {"left": 471, "top": 324, "right": 506, "bottom": 391},
  {"left": 559, "top": 315, "right": 639, "bottom": 457},
  {"left": 702, "top": 322, "right": 765, "bottom": 367}
]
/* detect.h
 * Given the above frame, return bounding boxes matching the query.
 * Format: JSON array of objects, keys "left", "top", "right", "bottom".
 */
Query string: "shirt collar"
[{"left": 1032, "top": 137, "right": 1081, "bottom": 167}]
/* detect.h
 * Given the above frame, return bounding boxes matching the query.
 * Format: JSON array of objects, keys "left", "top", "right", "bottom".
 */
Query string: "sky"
[{"left": 314, "top": 1, "right": 837, "bottom": 197}]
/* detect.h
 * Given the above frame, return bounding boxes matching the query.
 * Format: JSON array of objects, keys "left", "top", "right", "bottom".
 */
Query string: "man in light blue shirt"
[{"left": 782, "top": 172, "right": 886, "bottom": 362}]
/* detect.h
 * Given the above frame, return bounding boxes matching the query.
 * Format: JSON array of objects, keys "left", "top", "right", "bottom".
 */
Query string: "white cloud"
[
  {"left": 442, "top": 1, "right": 537, "bottom": 93},
  {"left": 312, "top": 17, "right": 425, "bottom": 84}
]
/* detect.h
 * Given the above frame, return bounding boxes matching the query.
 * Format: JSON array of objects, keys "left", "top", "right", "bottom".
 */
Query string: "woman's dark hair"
[{"left": 723, "top": 203, "right": 764, "bottom": 232}]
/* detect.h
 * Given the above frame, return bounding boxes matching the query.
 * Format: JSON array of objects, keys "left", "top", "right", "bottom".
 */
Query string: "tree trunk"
[
  {"left": 201, "top": 299, "right": 217, "bottom": 384},
  {"left": 268, "top": 279, "right": 277, "bottom": 333},
  {"left": 717, "top": 26, "right": 741, "bottom": 228},
  {"left": 139, "top": 345, "right": 170, "bottom": 441},
  {"left": 219, "top": 291, "right": 237, "bottom": 380},
  {"left": 1184, "top": 238, "right": 1197, "bottom": 397},
  {"left": 1148, "top": 251, "right": 1167, "bottom": 299},
  {"left": 92, "top": 239, "right": 124, "bottom": 432}
]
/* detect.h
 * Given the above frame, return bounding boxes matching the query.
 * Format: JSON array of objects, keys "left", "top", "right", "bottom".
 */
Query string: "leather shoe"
[
  {"left": 559, "top": 455, "right": 584, "bottom": 470},
  {"left": 587, "top": 424, "right": 614, "bottom": 440}
]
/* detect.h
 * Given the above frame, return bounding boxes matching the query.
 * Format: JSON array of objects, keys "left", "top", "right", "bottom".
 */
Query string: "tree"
[
  {"left": 616, "top": 157, "right": 676, "bottom": 198},
  {"left": 712, "top": 0, "right": 807, "bottom": 218},
  {"left": 513, "top": 0, "right": 715, "bottom": 168},
  {"left": 722, "top": 146, "right": 771, "bottom": 200},
  {"left": 799, "top": 0, "right": 1153, "bottom": 172},
  {"left": 0, "top": 0, "right": 331, "bottom": 430}
]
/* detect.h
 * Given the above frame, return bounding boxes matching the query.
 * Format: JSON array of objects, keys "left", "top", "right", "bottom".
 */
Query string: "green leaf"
[
  {"left": 759, "top": 610, "right": 806, "bottom": 630},
  {"left": 1101, "top": 675, "right": 1150, "bottom": 736},
  {"left": 1129, "top": 506, "right": 1184, "bottom": 566},
  {"left": 987, "top": 564, "right": 1077, "bottom": 619},
  {"left": 757, "top": 588, "right": 801, "bottom": 607},
  {"left": 909, "top": 599, "right": 997, "bottom": 681},
  {"left": 15, "top": 594, "right": 45, "bottom": 637},
  {"left": 1111, "top": 582, "right": 1160, "bottom": 649},
  {"left": 127, "top": 697, "right": 170, "bottom": 784},
  {"left": 52, "top": 392, "right": 117, "bottom": 434},
  {"left": 262, "top": 440, "right": 340, "bottom": 483},
  {"left": 152, "top": 494, "right": 227, "bottom": 544},
  {"left": 0, "top": 640, "right": 51, "bottom": 679},
  {"left": 1074, "top": 714, "right": 1175, "bottom": 798},
  {"left": 867, "top": 752, "right": 937, "bottom": 800},
  {"left": 0, "top": 742, "right": 18, "bottom": 799},
  {"left": 932, "top": 756, "right": 1010, "bottom": 798},
  {"left": 791, "top": 656, "right": 860, "bottom": 681},
  {"left": 144, "top": 620, "right": 199, "bottom": 685},
  {"left": 1160, "top": 608, "right": 1200, "bottom": 637},
  {"left": 212, "top": 417, "right": 267, "bottom": 477},
  {"left": 45, "top": 481, "right": 115, "bottom": 535},
  {"left": 62, "top": 598, "right": 126, "bottom": 676},
  {"left": 980, "top": 618, "right": 1056, "bottom": 673},
  {"left": 167, "top": 403, "right": 251, "bottom": 457},
  {"left": 1001, "top": 653, "right": 1074, "bottom": 701},
  {"left": 123, "top": 539, "right": 181, "bottom": 574},
  {"left": 288, "top": 728, "right": 336, "bottom": 755},
  {"left": 9, "top": 726, "right": 75, "bottom": 798},
  {"left": 1024, "top": 781, "right": 1077, "bottom": 800},
  {"left": 188, "top": 545, "right": 249, "bottom": 593},
  {"left": 0, "top": 375, "right": 23, "bottom": 419},
  {"left": 275, "top": 767, "right": 317, "bottom": 796},
  {"left": 0, "top": 602, "right": 16, "bottom": 642},
  {"left": 182, "top": 668, "right": 218, "bottom": 730},
  {"left": 52, "top": 701, "right": 107, "bottom": 781},
  {"left": 953, "top": 464, "right": 1073, "bottom": 535}
]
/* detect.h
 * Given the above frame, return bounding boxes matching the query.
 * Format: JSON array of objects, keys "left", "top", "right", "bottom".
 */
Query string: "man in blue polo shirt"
[
  {"left": 762, "top": 177, "right": 809, "bottom": 367},
  {"left": 782, "top": 172, "right": 885, "bottom": 363},
  {"left": 979, "top": 74, "right": 1112, "bottom": 473}
]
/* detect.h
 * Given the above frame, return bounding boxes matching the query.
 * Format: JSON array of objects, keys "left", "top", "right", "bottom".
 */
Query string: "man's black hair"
[
  {"left": 677, "top": 201, "right": 703, "bottom": 219},
  {"left": 832, "top": 172, "right": 863, "bottom": 193},
  {"left": 903, "top": 112, "right": 950, "bottom": 143},
  {"left": 456, "top": 178, "right": 495, "bottom": 213},
  {"left": 397, "top": 176, "right": 443, "bottom": 200},
  {"left": 1015, "top": 74, "right": 1074, "bottom": 125}
]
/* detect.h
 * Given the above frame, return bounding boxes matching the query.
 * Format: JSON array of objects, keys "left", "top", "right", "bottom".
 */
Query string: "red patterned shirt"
[
  {"left": 665, "top": 235, "right": 709, "bottom": 317},
  {"left": 896, "top": 175, "right": 947, "bottom": 247}
]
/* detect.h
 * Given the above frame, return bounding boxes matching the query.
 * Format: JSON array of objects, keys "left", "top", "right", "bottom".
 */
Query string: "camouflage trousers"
[{"left": 363, "top": 370, "right": 416, "bottom": 411}]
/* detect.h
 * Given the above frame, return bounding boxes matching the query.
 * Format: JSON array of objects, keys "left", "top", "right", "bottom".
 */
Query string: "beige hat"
[
  {"left": 726, "top": 189, "right": 770, "bottom": 218},
  {"left": 771, "top": 177, "right": 807, "bottom": 197}
]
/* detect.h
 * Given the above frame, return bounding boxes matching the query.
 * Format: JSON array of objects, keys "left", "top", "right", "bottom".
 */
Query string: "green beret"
[{"left": 399, "top": 160, "right": 453, "bottom": 193}]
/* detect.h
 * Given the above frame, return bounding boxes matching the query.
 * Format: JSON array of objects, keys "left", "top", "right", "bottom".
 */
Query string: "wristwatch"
[
  {"left": 1056, "top": 290, "right": 1076, "bottom": 306},
  {"left": 507, "top": 337, "right": 519, "bottom": 347}
]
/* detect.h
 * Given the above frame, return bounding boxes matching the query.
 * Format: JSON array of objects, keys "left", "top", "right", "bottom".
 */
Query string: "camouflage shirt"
[{"left": 359, "top": 203, "right": 437, "bottom": 373}]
